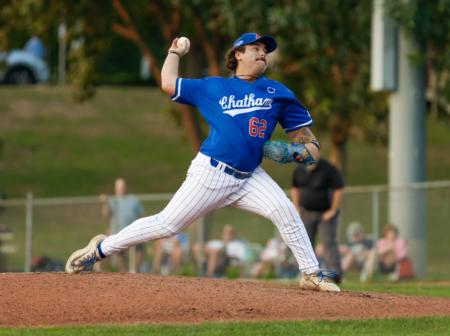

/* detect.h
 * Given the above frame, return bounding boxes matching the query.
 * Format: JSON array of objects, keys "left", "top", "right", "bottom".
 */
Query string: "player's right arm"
[
  {"left": 161, "top": 38, "right": 189, "bottom": 96},
  {"left": 264, "top": 85, "right": 320, "bottom": 165}
]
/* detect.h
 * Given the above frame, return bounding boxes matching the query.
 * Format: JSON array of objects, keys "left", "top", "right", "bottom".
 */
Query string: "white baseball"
[{"left": 177, "top": 37, "right": 190, "bottom": 51}]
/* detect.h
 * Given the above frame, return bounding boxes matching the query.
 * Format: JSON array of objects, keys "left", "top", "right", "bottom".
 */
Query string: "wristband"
[
  {"left": 168, "top": 50, "right": 181, "bottom": 57},
  {"left": 310, "top": 140, "right": 320, "bottom": 151}
]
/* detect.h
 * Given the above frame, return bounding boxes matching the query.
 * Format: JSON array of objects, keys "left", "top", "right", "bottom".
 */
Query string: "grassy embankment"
[{"left": 1, "top": 85, "right": 449, "bottom": 197}]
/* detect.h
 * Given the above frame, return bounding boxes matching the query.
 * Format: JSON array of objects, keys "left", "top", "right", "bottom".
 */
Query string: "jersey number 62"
[{"left": 249, "top": 117, "right": 267, "bottom": 138}]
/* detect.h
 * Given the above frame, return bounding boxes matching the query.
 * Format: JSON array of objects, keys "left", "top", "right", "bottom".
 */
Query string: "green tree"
[
  {"left": 0, "top": 0, "right": 115, "bottom": 100},
  {"left": 0, "top": 0, "right": 204, "bottom": 150},
  {"left": 3, "top": 0, "right": 446, "bottom": 170},
  {"left": 386, "top": 0, "right": 450, "bottom": 120},
  {"left": 268, "top": 1, "right": 388, "bottom": 170}
]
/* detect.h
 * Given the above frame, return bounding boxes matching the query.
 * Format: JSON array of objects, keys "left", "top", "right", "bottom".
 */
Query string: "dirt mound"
[{"left": 1, "top": 273, "right": 449, "bottom": 327}]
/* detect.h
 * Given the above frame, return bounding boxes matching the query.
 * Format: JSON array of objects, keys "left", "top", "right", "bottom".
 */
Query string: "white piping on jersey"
[
  {"left": 284, "top": 119, "right": 313, "bottom": 132},
  {"left": 219, "top": 94, "right": 273, "bottom": 117},
  {"left": 171, "top": 78, "right": 183, "bottom": 101},
  {"left": 223, "top": 106, "right": 273, "bottom": 116}
]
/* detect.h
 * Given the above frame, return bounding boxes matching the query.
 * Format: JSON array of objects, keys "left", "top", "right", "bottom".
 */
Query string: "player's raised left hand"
[{"left": 168, "top": 37, "right": 190, "bottom": 57}]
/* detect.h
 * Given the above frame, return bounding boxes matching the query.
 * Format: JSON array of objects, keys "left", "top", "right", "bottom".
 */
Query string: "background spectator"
[
  {"left": 193, "top": 224, "right": 247, "bottom": 278},
  {"left": 150, "top": 232, "right": 190, "bottom": 275},
  {"left": 291, "top": 158, "right": 344, "bottom": 283},
  {"left": 251, "top": 237, "right": 298, "bottom": 279},
  {"left": 340, "top": 221, "right": 376, "bottom": 282},
  {"left": 31, "top": 255, "right": 63, "bottom": 272},
  {"left": 24, "top": 35, "right": 46, "bottom": 60},
  {"left": 376, "top": 224, "right": 414, "bottom": 280},
  {"left": 99, "top": 177, "right": 144, "bottom": 272}
]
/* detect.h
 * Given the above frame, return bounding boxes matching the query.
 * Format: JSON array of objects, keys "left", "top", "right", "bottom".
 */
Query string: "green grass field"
[
  {"left": 342, "top": 280, "right": 450, "bottom": 297},
  {"left": 1, "top": 317, "right": 450, "bottom": 336},
  {"left": 0, "top": 86, "right": 192, "bottom": 197}
]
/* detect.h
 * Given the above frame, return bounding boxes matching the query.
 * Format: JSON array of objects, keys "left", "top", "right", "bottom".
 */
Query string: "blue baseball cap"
[{"left": 232, "top": 33, "right": 277, "bottom": 53}]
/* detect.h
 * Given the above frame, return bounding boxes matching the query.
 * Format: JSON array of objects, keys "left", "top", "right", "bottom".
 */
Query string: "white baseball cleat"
[
  {"left": 300, "top": 270, "right": 341, "bottom": 292},
  {"left": 65, "top": 234, "right": 107, "bottom": 274}
]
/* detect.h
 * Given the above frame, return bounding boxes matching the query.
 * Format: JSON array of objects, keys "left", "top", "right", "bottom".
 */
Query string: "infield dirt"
[{"left": 1, "top": 273, "right": 450, "bottom": 327}]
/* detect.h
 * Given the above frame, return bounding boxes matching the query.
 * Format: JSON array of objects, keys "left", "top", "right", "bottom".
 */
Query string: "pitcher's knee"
[
  {"left": 132, "top": 215, "right": 178, "bottom": 240},
  {"left": 266, "top": 203, "right": 298, "bottom": 223},
  {"left": 153, "top": 222, "right": 179, "bottom": 240}
]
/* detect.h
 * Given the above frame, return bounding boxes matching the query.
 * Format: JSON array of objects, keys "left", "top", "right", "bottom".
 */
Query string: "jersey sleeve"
[
  {"left": 170, "top": 77, "right": 209, "bottom": 106},
  {"left": 279, "top": 94, "right": 313, "bottom": 132}
]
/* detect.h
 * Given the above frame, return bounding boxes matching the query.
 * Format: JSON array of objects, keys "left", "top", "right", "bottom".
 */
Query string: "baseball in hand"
[{"left": 177, "top": 37, "right": 190, "bottom": 51}]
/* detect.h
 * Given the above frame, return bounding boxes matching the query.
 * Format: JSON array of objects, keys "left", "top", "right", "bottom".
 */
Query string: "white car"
[{"left": 0, "top": 49, "right": 50, "bottom": 85}]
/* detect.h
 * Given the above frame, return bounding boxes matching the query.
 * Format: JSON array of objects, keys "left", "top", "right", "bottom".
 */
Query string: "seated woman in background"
[{"left": 376, "top": 224, "right": 414, "bottom": 280}]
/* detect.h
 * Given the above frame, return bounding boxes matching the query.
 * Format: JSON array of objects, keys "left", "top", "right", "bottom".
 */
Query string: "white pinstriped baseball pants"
[{"left": 101, "top": 152, "right": 319, "bottom": 273}]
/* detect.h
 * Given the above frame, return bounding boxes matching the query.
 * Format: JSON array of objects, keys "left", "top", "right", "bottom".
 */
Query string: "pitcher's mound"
[{"left": 1, "top": 273, "right": 449, "bottom": 327}]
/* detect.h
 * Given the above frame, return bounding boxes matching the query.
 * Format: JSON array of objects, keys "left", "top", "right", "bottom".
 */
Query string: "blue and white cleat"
[
  {"left": 300, "top": 270, "right": 341, "bottom": 292},
  {"left": 65, "top": 234, "right": 106, "bottom": 274}
]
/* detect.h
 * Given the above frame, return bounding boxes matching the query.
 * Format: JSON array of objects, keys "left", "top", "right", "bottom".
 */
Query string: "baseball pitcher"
[{"left": 66, "top": 32, "right": 340, "bottom": 292}]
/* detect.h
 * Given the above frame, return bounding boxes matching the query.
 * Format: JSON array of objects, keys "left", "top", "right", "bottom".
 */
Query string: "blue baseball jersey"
[{"left": 171, "top": 76, "right": 312, "bottom": 172}]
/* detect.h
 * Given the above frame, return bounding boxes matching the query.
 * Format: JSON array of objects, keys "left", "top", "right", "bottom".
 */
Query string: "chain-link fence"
[{"left": 0, "top": 181, "right": 449, "bottom": 279}]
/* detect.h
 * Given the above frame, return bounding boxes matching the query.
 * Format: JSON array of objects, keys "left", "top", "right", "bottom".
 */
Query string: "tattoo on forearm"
[{"left": 290, "top": 127, "right": 317, "bottom": 144}]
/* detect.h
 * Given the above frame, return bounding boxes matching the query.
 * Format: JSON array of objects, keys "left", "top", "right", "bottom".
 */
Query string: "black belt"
[{"left": 209, "top": 158, "right": 252, "bottom": 179}]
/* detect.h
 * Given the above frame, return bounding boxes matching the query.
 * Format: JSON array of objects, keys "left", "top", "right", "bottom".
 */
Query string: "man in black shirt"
[{"left": 291, "top": 159, "right": 344, "bottom": 282}]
